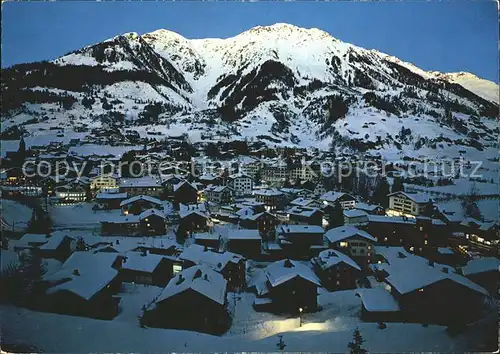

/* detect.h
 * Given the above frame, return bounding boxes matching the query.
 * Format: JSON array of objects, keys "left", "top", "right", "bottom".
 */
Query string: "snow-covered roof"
[
  {"left": 436, "top": 247, "right": 454, "bottom": 255},
  {"left": 139, "top": 208, "right": 166, "bottom": 220},
  {"left": 178, "top": 203, "right": 209, "bottom": 219},
  {"left": 228, "top": 172, "right": 252, "bottom": 180},
  {"left": 193, "top": 232, "right": 221, "bottom": 240},
  {"left": 265, "top": 259, "right": 321, "bottom": 288},
  {"left": 119, "top": 176, "right": 161, "bottom": 188},
  {"left": 39, "top": 233, "right": 73, "bottom": 251},
  {"left": 288, "top": 206, "right": 322, "bottom": 218},
  {"left": 324, "top": 226, "right": 376, "bottom": 244},
  {"left": 17, "top": 233, "right": 48, "bottom": 245},
  {"left": 95, "top": 192, "right": 128, "bottom": 200},
  {"left": 354, "top": 202, "right": 382, "bottom": 212},
  {"left": 100, "top": 215, "right": 140, "bottom": 224},
  {"left": 156, "top": 265, "right": 227, "bottom": 305},
  {"left": 205, "top": 185, "right": 231, "bottom": 193},
  {"left": 320, "top": 191, "right": 353, "bottom": 203},
  {"left": 239, "top": 211, "right": 275, "bottom": 221},
  {"left": 356, "top": 288, "right": 400, "bottom": 312},
  {"left": 278, "top": 225, "right": 324, "bottom": 234},
  {"left": 180, "top": 244, "right": 244, "bottom": 271},
  {"left": 462, "top": 257, "right": 499, "bottom": 276},
  {"left": 253, "top": 189, "right": 283, "bottom": 197},
  {"left": 173, "top": 180, "right": 197, "bottom": 192},
  {"left": 227, "top": 229, "right": 261, "bottom": 240},
  {"left": 313, "top": 249, "right": 361, "bottom": 271},
  {"left": 387, "top": 191, "right": 430, "bottom": 204},
  {"left": 290, "top": 197, "right": 316, "bottom": 207},
  {"left": 460, "top": 218, "right": 497, "bottom": 231},
  {"left": 47, "top": 267, "right": 118, "bottom": 301},
  {"left": 343, "top": 209, "right": 368, "bottom": 218},
  {"left": 121, "top": 252, "right": 168, "bottom": 273},
  {"left": 120, "top": 195, "right": 163, "bottom": 207}
]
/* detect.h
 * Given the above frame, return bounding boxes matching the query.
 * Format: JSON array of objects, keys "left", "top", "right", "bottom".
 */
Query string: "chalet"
[
  {"left": 177, "top": 204, "right": 210, "bottom": 238},
  {"left": 100, "top": 209, "right": 166, "bottom": 236},
  {"left": 311, "top": 249, "right": 361, "bottom": 291},
  {"left": 372, "top": 246, "right": 489, "bottom": 325},
  {"left": 287, "top": 206, "right": 323, "bottom": 226},
  {"left": 276, "top": 225, "right": 326, "bottom": 258},
  {"left": 356, "top": 288, "right": 401, "bottom": 322},
  {"left": 119, "top": 177, "right": 162, "bottom": 197},
  {"left": 15, "top": 233, "right": 75, "bottom": 261},
  {"left": 253, "top": 189, "right": 286, "bottom": 211},
  {"left": 354, "top": 202, "right": 385, "bottom": 215},
  {"left": 253, "top": 259, "right": 321, "bottom": 314},
  {"left": 90, "top": 174, "right": 118, "bottom": 192},
  {"left": 227, "top": 173, "right": 253, "bottom": 197},
  {"left": 320, "top": 191, "right": 356, "bottom": 209},
  {"left": 289, "top": 197, "right": 321, "bottom": 208},
  {"left": 387, "top": 191, "right": 431, "bottom": 217},
  {"left": 43, "top": 252, "right": 123, "bottom": 319},
  {"left": 460, "top": 218, "right": 498, "bottom": 254},
  {"left": 324, "top": 226, "right": 376, "bottom": 267},
  {"left": 173, "top": 181, "right": 198, "bottom": 205},
  {"left": 343, "top": 209, "right": 369, "bottom": 225},
  {"left": 205, "top": 185, "right": 234, "bottom": 205},
  {"left": 226, "top": 229, "right": 262, "bottom": 259},
  {"left": 143, "top": 266, "right": 230, "bottom": 335},
  {"left": 239, "top": 211, "right": 278, "bottom": 237},
  {"left": 120, "top": 252, "right": 177, "bottom": 286},
  {"left": 94, "top": 191, "right": 128, "bottom": 210},
  {"left": 461, "top": 257, "right": 499, "bottom": 295},
  {"left": 120, "top": 195, "right": 163, "bottom": 215},
  {"left": 54, "top": 184, "right": 87, "bottom": 204},
  {"left": 199, "top": 174, "right": 223, "bottom": 187},
  {"left": 194, "top": 232, "right": 222, "bottom": 249},
  {"left": 366, "top": 215, "right": 449, "bottom": 252},
  {"left": 160, "top": 174, "right": 184, "bottom": 199},
  {"left": 179, "top": 244, "right": 246, "bottom": 290}
]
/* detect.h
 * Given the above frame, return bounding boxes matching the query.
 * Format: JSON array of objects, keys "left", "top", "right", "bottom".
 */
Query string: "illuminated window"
[
  {"left": 424, "top": 240, "right": 428, "bottom": 245},
  {"left": 173, "top": 264, "right": 182, "bottom": 274},
  {"left": 339, "top": 241, "right": 348, "bottom": 247},
  {"left": 418, "top": 288, "right": 424, "bottom": 292}
]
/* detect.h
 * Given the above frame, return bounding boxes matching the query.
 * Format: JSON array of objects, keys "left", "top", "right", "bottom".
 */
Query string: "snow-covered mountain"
[{"left": 2, "top": 23, "right": 498, "bottom": 154}]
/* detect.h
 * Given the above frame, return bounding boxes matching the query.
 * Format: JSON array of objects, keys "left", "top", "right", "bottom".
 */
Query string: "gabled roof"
[
  {"left": 39, "top": 233, "right": 73, "bottom": 251},
  {"left": 173, "top": 180, "right": 197, "bottom": 193},
  {"left": 344, "top": 209, "right": 368, "bottom": 218},
  {"left": 324, "top": 226, "right": 376, "bottom": 244},
  {"left": 156, "top": 265, "right": 227, "bottom": 305},
  {"left": 278, "top": 225, "right": 325, "bottom": 234},
  {"left": 462, "top": 257, "right": 499, "bottom": 276},
  {"left": 227, "top": 229, "right": 261, "bottom": 240},
  {"left": 96, "top": 192, "right": 128, "bottom": 200},
  {"left": 139, "top": 208, "right": 166, "bottom": 220},
  {"left": 120, "top": 195, "right": 163, "bottom": 207},
  {"left": 179, "top": 244, "right": 244, "bottom": 271},
  {"left": 290, "top": 197, "right": 317, "bottom": 207},
  {"left": 288, "top": 206, "right": 322, "bottom": 218},
  {"left": 320, "top": 191, "right": 354, "bottom": 203},
  {"left": 264, "top": 259, "right": 321, "bottom": 288},
  {"left": 121, "top": 252, "right": 168, "bottom": 273},
  {"left": 387, "top": 191, "right": 431, "bottom": 204},
  {"left": 313, "top": 249, "right": 361, "bottom": 271},
  {"left": 356, "top": 288, "right": 400, "bottom": 312}
]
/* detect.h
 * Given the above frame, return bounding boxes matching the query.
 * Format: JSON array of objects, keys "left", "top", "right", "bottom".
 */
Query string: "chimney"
[
  {"left": 428, "top": 260, "right": 434, "bottom": 267},
  {"left": 72, "top": 269, "right": 80, "bottom": 276},
  {"left": 441, "top": 267, "right": 449, "bottom": 273}
]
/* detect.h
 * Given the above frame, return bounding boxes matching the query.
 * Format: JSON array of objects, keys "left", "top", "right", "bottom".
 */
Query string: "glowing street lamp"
[{"left": 299, "top": 307, "right": 303, "bottom": 327}]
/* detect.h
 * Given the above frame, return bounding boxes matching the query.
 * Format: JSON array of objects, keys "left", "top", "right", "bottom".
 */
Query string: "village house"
[
  {"left": 287, "top": 206, "right": 324, "bottom": 226},
  {"left": 311, "top": 249, "right": 361, "bottom": 291},
  {"left": 276, "top": 225, "right": 326, "bottom": 258},
  {"left": 459, "top": 218, "right": 499, "bottom": 254},
  {"left": 177, "top": 203, "right": 211, "bottom": 239},
  {"left": 160, "top": 174, "right": 184, "bottom": 199},
  {"left": 226, "top": 229, "right": 262, "bottom": 259},
  {"left": 204, "top": 185, "right": 234, "bottom": 205},
  {"left": 42, "top": 252, "right": 123, "bottom": 319},
  {"left": 354, "top": 202, "right": 385, "bottom": 215},
  {"left": 179, "top": 244, "right": 246, "bottom": 290},
  {"left": 226, "top": 172, "right": 253, "bottom": 197},
  {"left": 320, "top": 191, "right": 356, "bottom": 209},
  {"left": 120, "top": 195, "right": 163, "bottom": 215},
  {"left": 194, "top": 232, "right": 222, "bottom": 249},
  {"left": 173, "top": 180, "right": 198, "bottom": 205},
  {"left": 15, "top": 233, "right": 75, "bottom": 262},
  {"left": 119, "top": 176, "right": 163, "bottom": 198},
  {"left": 343, "top": 209, "right": 369, "bottom": 225},
  {"left": 253, "top": 189, "right": 286, "bottom": 211},
  {"left": 143, "top": 266, "right": 230, "bottom": 335},
  {"left": 387, "top": 191, "right": 431, "bottom": 217},
  {"left": 120, "top": 252, "right": 177, "bottom": 286},
  {"left": 289, "top": 197, "right": 321, "bottom": 209},
  {"left": 371, "top": 246, "right": 490, "bottom": 325},
  {"left": 94, "top": 191, "right": 128, "bottom": 210},
  {"left": 100, "top": 209, "right": 166, "bottom": 236},
  {"left": 55, "top": 184, "right": 88, "bottom": 204},
  {"left": 461, "top": 257, "right": 499, "bottom": 295},
  {"left": 90, "top": 174, "right": 118, "bottom": 192},
  {"left": 253, "top": 258, "right": 321, "bottom": 314},
  {"left": 324, "top": 226, "right": 376, "bottom": 267},
  {"left": 199, "top": 174, "right": 223, "bottom": 187},
  {"left": 356, "top": 288, "right": 401, "bottom": 323},
  {"left": 239, "top": 211, "right": 278, "bottom": 238}
]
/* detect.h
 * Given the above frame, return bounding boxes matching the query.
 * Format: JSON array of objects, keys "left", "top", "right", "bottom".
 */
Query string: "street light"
[{"left": 299, "top": 307, "right": 303, "bottom": 327}]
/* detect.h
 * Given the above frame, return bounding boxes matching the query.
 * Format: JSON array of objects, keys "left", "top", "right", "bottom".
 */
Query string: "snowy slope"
[{"left": 2, "top": 23, "right": 498, "bottom": 154}]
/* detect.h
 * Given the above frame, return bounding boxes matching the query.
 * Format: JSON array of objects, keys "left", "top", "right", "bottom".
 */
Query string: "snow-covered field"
[
  {"left": 1, "top": 200, "right": 32, "bottom": 232},
  {"left": 1, "top": 288, "right": 495, "bottom": 352}
]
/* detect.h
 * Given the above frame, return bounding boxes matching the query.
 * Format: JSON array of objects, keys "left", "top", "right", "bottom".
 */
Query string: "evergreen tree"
[
  {"left": 348, "top": 327, "right": 367, "bottom": 354},
  {"left": 391, "top": 176, "right": 404, "bottom": 193},
  {"left": 276, "top": 335, "right": 286, "bottom": 351},
  {"left": 328, "top": 201, "right": 344, "bottom": 229},
  {"left": 373, "top": 177, "right": 390, "bottom": 208}
]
